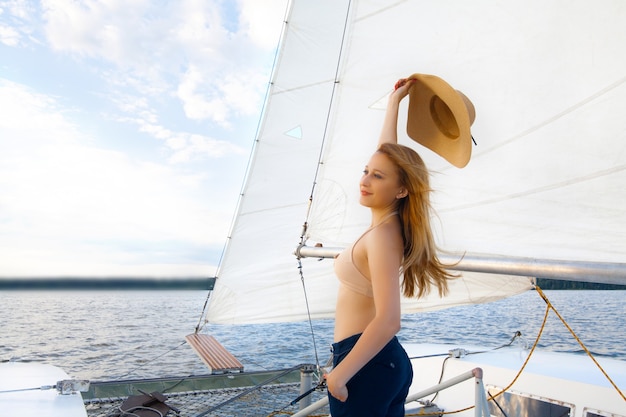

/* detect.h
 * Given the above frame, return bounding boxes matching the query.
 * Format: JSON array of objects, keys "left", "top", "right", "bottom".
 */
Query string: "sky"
[{"left": 0, "top": 0, "right": 289, "bottom": 278}]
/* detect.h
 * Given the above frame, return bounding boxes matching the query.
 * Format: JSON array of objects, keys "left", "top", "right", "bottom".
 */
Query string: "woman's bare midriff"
[{"left": 334, "top": 284, "right": 376, "bottom": 342}]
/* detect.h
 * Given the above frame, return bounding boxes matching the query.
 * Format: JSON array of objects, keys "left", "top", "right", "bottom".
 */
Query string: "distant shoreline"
[
  {"left": 0, "top": 277, "right": 215, "bottom": 290},
  {"left": 0, "top": 277, "right": 623, "bottom": 291},
  {"left": 535, "top": 278, "right": 625, "bottom": 290}
]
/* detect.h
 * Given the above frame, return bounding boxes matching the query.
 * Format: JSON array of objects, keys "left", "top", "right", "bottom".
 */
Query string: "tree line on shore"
[
  {"left": 0, "top": 277, "right": 623, "bottom": 290},
  {"left": 0, "top": 277, "right": 215, "bottom": 290},
  {"left": 535, "top": 278, "right": 625, "bottom": 290}
]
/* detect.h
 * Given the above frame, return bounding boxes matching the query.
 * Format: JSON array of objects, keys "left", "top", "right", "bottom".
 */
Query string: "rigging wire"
[
  {"left": 402, "top": 298, "right": 552, "bottom": 416},
  {"left": 413, "top": 331, "right": 525, "bottom": 404},
  {"left": 0, "top": 385, "right": 56, "bottom": 394},
  {"left": 293, "top": 0, "right": 354, "bottom": 394},
  {"left": 256, "top": 1, "right": 356, "bottom": 408},
  {"left": 272, "top": 287, "right": 625, "bottom": 417},
  {"left": 297, "top": 254, "right": 321, "bottom": 372}
]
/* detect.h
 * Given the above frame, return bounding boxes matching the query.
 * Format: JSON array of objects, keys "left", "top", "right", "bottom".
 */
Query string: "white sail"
[{"left": 207, "top": 0, "right": 626, "bottom": 324}]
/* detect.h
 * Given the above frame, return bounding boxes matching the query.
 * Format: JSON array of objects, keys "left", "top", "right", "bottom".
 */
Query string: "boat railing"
[{"left": 291, "top": 367, "right": 490, "bottom": 417}]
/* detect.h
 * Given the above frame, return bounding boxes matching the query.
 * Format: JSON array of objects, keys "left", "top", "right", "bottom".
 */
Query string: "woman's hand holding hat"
[{"left": 390, "top": 78, "right": 414, "bottom": 106}]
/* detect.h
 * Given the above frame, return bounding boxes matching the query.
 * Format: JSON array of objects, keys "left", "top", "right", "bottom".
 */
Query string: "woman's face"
[{"left": 359, "top": 152, "right": 405, "bottom": 210}]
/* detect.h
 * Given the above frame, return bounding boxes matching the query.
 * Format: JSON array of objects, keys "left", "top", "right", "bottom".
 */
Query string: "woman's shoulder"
[{"left": 364, "top": 220, "right": 403, "bottom": 252}]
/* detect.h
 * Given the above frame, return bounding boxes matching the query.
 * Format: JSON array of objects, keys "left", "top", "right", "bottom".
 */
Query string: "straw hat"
[{"left": 405, "top": 74, "right": 475, "bottom": 168}]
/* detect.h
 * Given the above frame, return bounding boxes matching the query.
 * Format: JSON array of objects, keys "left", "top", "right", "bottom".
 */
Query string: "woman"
[{"left": 325, "top": 78, "right": 457, "bottom": 416}]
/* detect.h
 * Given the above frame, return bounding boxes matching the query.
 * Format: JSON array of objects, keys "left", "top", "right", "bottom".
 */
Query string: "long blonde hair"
[{"left": 377, "top": 143, "right": 457, "bottom": 298}]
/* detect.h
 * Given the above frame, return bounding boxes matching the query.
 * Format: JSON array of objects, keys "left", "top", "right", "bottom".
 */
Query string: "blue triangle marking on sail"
[{"left": 285, "top": 125, "right": 302, "bottom": 139}]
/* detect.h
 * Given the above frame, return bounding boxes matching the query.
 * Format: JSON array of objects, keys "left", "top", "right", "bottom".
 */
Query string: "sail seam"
[
  {"left": 441, "top": 163, "right": 626, "bottom": 213},
  {"left": 468, "top": 75, "right": 626, "bottom": 163},
  {"left": 302, "top": 0, "right": 354, "bottom": 230}
]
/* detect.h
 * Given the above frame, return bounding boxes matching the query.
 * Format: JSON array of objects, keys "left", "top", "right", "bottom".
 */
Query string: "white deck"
[
  {"left": 0, "top": 362, "right": 87, "bottom": 417},
  {"left": 404, "top": 343, "right": 626, "bottom": 417},
  {"left": 3, "top": 345, "right": 625, "bottom": 417}
]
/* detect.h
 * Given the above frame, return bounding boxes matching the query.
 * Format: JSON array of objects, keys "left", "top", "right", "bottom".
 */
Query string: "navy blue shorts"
[{"left": 328, "top": 334, "right": 413, "bottom": 417}]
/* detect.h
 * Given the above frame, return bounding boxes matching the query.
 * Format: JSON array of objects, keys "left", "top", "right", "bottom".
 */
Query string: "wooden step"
[{"left": 185, "top": 334, "right": 244, "bottom": 374}]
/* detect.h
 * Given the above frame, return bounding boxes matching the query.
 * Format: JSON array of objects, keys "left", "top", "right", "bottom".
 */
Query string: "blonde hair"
[{"left": 377, "top": 143, "right": 457, "bottom": 298}]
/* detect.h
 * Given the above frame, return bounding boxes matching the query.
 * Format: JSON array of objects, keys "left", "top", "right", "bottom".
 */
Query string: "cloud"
[
  {"left": 177, "top": 65, "right": 229, "bottom": 124},
  {"left": 0, "top": 0, "right": 37, "bottom": 46},
  {"left": 39, "top": 0, "right": 284, "bottom": 123},
  {"left": 42, "top": 0, "right": 156, "bottom": 64},
  {"left": 26, "top": 0, "right": 286, "bottom": 158},
  {"left": 239, "top": 0, "right": 287, "bottom": 49},
  {"left": 0, "top": 80, "right": 230, "bottom": 277},
  {"left": 113, "top": 94, "right": 246, "bottom": 163},
  {"left": 0, "top": 24, "right": 20, "bottom": 46},
  {"left": 175, "top": 64, "right": 268, "bottom": 126},
  {"left": 0, "top": 78, "right": 80, "bottom": 143},
  {"left": 0, "top": 1, "right": 289, "bottom": 277}
]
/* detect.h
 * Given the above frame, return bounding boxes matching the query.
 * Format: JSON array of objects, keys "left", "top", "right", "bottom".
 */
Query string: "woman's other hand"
[{"left": 325, "top": 372, "right": 349, "bottom": 402}]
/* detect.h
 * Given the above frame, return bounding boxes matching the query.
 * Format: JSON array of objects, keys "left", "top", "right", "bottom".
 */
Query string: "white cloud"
[
  {"left": 238, "top": 0, "right": 287, "bottom": 49},
  {"left": 35, "top": 0, "right": 286, "bottom": 152},
  {"left": 0, "top": 80, "right": 229, "bottom": 276},
  {"left": 172, "top": 0, "right": 228, "bottom": 61},
  {"left": 0, "top": 79, "right": 80, "bottom": 143},
  {"left": 220, "top": 69, "right": 269, "bottom": 116},
  {"left": 42, "top": 0, "right": 153, "bottom": 64},
  {"left": 0, "top": 1, "right": 289, "bottom": 277},
  {"left": 0, "top": 24, "right": 20, "bottom": 46},
  {"left": 115, "top": 103, "right": 245, "bottom": 162},
  {"left": 176, "top": 63, "right": 269, "bottom": 126},
  {"left": 167, "top": 133, "right": 244, "bottom": 164},
  {"left": 177, "top": 64, "right": 228, "bottom": 124},
  {"left": 1, "top": 0, "right": 37, "bottom": 24}
]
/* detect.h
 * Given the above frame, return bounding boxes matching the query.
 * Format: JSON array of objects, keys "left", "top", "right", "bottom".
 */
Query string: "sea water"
[{"left": 0, "top": 290, "right": 624, "bottom": 381}]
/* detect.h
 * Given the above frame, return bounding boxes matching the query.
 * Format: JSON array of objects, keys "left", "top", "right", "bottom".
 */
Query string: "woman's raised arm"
[{"left": 377, "top": 78, "right": 414, "bottom": 148}]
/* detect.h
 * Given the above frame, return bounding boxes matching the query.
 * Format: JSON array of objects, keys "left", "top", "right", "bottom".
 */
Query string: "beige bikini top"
[{"left": 334, "top": 212, "right": 398, "bottom": 298}]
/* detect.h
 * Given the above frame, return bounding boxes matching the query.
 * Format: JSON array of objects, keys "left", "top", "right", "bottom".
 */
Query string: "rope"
[
  {"left": 297, "top": 254, "right": 322, "bottom": 371},
  {"left": 290, "top": 0, "right": 355, "bottom": 380},
  {"left": 534, "top": 286, "right": 626, "bottom": 402},
  {"left": 294, "top": 199, "right": 328, "bottom": 380},
  {"left": 194, "top": 292, "right": 212, "bottom": 334},
  {"left": 406, "top": 285, "right": 626, "bottom": 416},
  {"left": 401, "top": 299, "right": 551, "bottom": 416},
  {"left": 0, "top": 385, "right": 55, "bottom": 394},
  {"left": 473, "top": 290, "right": 552, "bottom": 402}
]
